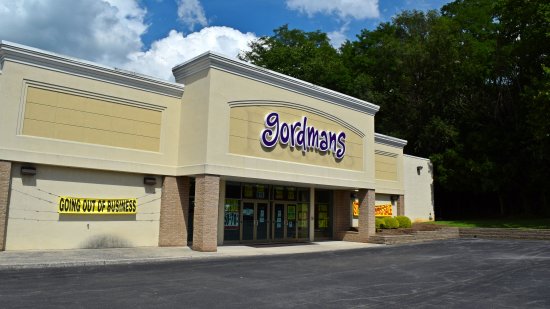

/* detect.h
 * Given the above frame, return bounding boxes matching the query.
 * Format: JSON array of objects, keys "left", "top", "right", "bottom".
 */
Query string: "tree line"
[{"left": 240, "top": 0, "right": 549, "bottom": 219}]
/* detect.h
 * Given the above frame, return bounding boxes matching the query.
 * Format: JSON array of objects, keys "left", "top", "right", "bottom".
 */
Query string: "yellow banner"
[
  {"left": 352, "top": 199, "right": 359, "bottom": 218},
  {"left": 375, "top": 204, "right": 392, "bottom": 217},
  {"left": 58, "top": 197, "right": 137, "bottom": 214}
]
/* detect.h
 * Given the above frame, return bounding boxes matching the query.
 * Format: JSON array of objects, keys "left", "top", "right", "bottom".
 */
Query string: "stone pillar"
[
  {"left": 192, "top": 174, "right": 220, "bottom": 252},
  {"left": 358, "top": 189, "right": 376, "bottom": 241},
  {"left": 0, "top": 161, "right": 12, "bottom": 251},
  {"left": 332, "top": 190, "right": 350, "bottom": 240},
  {"left": 158, "top": 176, "right": 189, "bottom": 247},
  {"left": 397, "top": 195, "right": 405, "bottom": 216}
]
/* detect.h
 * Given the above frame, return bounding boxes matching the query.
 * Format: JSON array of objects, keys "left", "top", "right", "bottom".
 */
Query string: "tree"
[
  {"left": 241, "top": 0, "right": 550, "bottom": 218},
  {"left": 239, "top": 25, "right": 351, "bottom": 94}
]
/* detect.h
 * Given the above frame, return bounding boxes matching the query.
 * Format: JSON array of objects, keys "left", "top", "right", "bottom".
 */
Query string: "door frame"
[{"left": 240, "top": 200, "right": 270, "bottom": 243}]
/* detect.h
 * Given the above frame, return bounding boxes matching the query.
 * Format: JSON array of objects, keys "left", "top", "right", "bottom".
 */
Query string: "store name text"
[{"left": 260, "top": 112, "right": 346, "bottom": 159}]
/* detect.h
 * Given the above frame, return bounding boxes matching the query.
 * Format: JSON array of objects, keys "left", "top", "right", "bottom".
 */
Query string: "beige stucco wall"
[
  {"left": 229, "top": 105, "right": 363, "bottom": 171},
  {"left": 5, "top": 163, "right": 162, "bottom": 250},
  {"left": 374, "top": 143, "right": 404, "bottom": 195},
  {"left": 23, "top": 86, "right": 162, "bottom": 152},
  {"left": 404, "top": 155, "right": 434, "bottom": 222},
  {"left": 177, "top": 68, "right": 376, "bottom": 190},
  {"left": 0, "top": 61, "right": 182, "bottom": 176}
]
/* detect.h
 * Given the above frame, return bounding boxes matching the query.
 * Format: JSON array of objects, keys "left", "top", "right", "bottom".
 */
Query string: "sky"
[{"left": 0, "top": 0, "right": 451, "bottom": 81}]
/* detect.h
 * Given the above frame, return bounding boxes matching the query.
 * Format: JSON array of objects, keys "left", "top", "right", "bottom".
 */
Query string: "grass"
[{"left": 428, "top": 218, "right": 550, "bottom": 229}]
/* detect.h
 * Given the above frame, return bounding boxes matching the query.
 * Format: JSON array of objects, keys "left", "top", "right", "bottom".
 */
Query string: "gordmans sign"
[{"left": 260, "top": 112, "right": 346, "bottom": 159}]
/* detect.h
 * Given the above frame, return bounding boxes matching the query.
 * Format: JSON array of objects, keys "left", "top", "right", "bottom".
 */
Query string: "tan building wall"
[
  {"left": 0, "top": 54, "right": 183, "bottom": 176},
  {"left": 229, "top": 105, "right": 363, "bottom": 171},
  {"left": 23, "top": 86, "right": 162, "bottom": 152},
  {"left": 5, "top": 163, "right": 162, "bottom": 250},
  {"left": 374, "top": 142, "right": 405, "bottom": 195},
  {"left": 176, "top": 67, "right": 377, "bottom": 190},
  {"left": 404, "top": 155, "right": 434, "bottom": 222}
]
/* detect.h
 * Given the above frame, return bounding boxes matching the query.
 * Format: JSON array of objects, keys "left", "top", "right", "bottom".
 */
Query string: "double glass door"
[
  {"left": 241, "top": 201, "right": 308, "bottom": 242},
  {"left": 242, "top": 202, "right": 269, "bottom": 241}
]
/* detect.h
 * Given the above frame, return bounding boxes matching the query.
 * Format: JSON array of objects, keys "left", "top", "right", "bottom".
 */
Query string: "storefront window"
[
  {"left": 224, "top": 198, "right": 240, "bottom": 241},
  {"left": 242, "top": 184, "right": 268, "bottom": 200},
  {"left": 315, "top": 190, "right": 332, "bottom": 238},
  {"left": 226, "top": 182, "right": 241, "bottom": 199}
]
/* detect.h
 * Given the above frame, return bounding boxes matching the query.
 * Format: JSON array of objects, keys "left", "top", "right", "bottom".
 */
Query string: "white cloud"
[
  {"left": 327, "top": 23, "right": 350, "bottom": 48},
  {"left": 123, "top": 27, "right": 257, "bottom": 81},
  {"left": 286, "top": 0, "right": 380, "bottom": 20},
  {"left": 0, "top": 0, "right": 256, "bottom": 81},
  {"left": 0, "top": 0, "right": 147, "bottom": 66},
  {"left": 177, "top": 0, "right": 208, "bottom": 31}
]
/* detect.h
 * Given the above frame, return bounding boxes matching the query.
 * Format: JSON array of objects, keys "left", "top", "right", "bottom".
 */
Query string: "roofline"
[
  {"left": 403, "top": 154, "right": 431, "bottom": 161},
  {"left": 172, "top": 51, "right": 380, "bottom": 116},
  {"left": 0, "top": 41, "right": 184, "bottom": 98},
  {"left": 374, "top": 133, "right": 408, "bottom": 148}
]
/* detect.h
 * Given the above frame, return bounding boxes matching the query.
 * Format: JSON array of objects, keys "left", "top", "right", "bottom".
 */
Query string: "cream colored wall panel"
[
  {"left": 228, "top": 105, "right": 363, "bottom": 171},
  {"left": 172, "top": 67, "right": 377, "bottom": 189},
  {"left": 5, "top": 163, "right": 162, "bottom": 250},
  {"left": 0, "top": 61, "right": 181, "bottom": 175},
  {"left": 24, "top": 102, "right": 56, "bottom": 122},
  {"left": 134, "top": 122, "right": 161, "bottom": 138},
  {"left": 22, "top": 86, "right": 162, "bottom": 152},
  {"left": 22, "top": 119, "right": 54, "bottom": 138},
  {"left": 55, "top": 123, "right": 86, "bottom": 142},
  {"left": 374, "top": 142, "right": 405, "bottom": 193},
  {"left": 404, "top": 155, "right": 434, "bottom": 222}
]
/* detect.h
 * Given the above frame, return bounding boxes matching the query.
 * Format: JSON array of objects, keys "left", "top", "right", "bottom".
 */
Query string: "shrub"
[
  {"left": 383, "top": 217, "right": 400, "bottom": 229},
  {"left": 395, "top": 216, "right": 412, "bottom": 228},
  {"left": 375, "top": 217, "right": 385, "bottom": 229}
]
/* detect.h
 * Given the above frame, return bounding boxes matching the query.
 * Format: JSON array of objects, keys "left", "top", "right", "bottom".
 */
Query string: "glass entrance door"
[
  {"left": 242, "top": 201, "right": 270, "bottom": 242},
  {"left": 256, "top": 203, "right": 268, "bottom": 241},
  {"left": 286, "top": 204, "right": 296, "bottom": 239},
  {"left": 272, "top": 203, "right": 308, "bottom": 241},
  {"left": 242, "top": 202, "right": 255, "bottom": 241},
  {"left": 273, "top": 203, "right": 285, "bottom": 240}
]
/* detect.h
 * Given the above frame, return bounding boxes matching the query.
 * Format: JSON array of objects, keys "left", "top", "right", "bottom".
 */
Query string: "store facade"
[{"left": 0, "top": 42, "right": 434, "bottom": 252}]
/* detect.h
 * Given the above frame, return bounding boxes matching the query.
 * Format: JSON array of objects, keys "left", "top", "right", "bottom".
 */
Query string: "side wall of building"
[
  {"left": 5, "top": 163, "right": 162, "bottom": 250},
  {"left": 403, "top": 155, "right": 434, "bottom": 222}
]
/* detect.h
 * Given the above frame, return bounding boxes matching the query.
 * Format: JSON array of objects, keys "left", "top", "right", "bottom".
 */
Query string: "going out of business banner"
[
  {"left": 58, "top": 197, "right": 137, "bottom": 214},
  {"left": 374, "top": 204, "right": 393, "bottom": 217}
]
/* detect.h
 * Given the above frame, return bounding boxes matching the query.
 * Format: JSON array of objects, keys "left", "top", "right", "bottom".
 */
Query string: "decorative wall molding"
[
  {"left": 375, "top": 133, "right": 407, "bottom": 148},
  {"left": 0, "top": 41, "right": 184, "bottom": 98},
  {"left": 228, "top": 100, "right": 365, "bottom": 137},
  {"left": 174, "top": 52, "right": 380, "bottom": 115}
]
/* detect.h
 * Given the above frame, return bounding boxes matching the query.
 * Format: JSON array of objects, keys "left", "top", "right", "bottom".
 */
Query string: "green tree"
[
  {"left": 239, "top": 25, "right": 350, "bottom": 94},
  {"left": 241, "top": 0, "right": 550, "bottom": 218}
]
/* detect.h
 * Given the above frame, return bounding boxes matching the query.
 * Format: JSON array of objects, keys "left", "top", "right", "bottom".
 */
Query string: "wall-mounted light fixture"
[
  {"left": 21, "top": 166, "right": 36, "bottom": 176},
  {"left": 143, "top": 176, "right": 157, "bottom": 186},
  {"left": 417, "top": 166, "right": 423, "bottom": 175}
]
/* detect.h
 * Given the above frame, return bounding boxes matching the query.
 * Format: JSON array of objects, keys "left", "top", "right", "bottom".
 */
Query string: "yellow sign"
[
  {"left": 58, "top": 197, "right": 137, "bottom": 214},
  {"left": 352, "top": 199, "right": 359, "bottom": 218},
  {"left": 375, "top": 204, "right": 393, "bottom": 217}
]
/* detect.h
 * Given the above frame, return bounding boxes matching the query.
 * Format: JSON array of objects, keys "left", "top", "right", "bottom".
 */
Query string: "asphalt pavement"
[{"left": 1, "top": 238, "right": 549, "bottom": 308}]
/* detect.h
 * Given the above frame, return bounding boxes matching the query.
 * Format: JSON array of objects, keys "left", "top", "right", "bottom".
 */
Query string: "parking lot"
[{"left": 1, "top": 238, "right": 549, "bottom": 308}]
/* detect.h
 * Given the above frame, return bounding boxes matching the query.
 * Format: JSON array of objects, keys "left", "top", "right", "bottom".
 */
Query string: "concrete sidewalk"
[{"left": 0, "top": 241, "right": 383, "bottom": 270}]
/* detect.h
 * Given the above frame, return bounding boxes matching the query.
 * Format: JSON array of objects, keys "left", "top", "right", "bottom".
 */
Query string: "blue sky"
[
  {"left": 0, "top": 0, "right": 452, "bottom": 80},
  {"left": 141, "top": 0, "right": 451, "bottom": 48}
]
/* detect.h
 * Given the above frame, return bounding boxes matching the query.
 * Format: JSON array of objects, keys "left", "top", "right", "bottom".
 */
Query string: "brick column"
[
  {"left": 358, "top": 189, "right": 375, "bottom": 241},
  {"left": 192, "top": 174, "right": 220, "bottom": 252},
  {"left": 332, "top": 190, "right": 350, "bottom": 240},
  {"left": 397, "top": 195, "right": 405, "bottom": 216},
  {"left": 0, "top": 161, "right": 12, "bottom": 251},
  {"left": 159, "top": 176, "right": 189, "bottom": 247}
]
